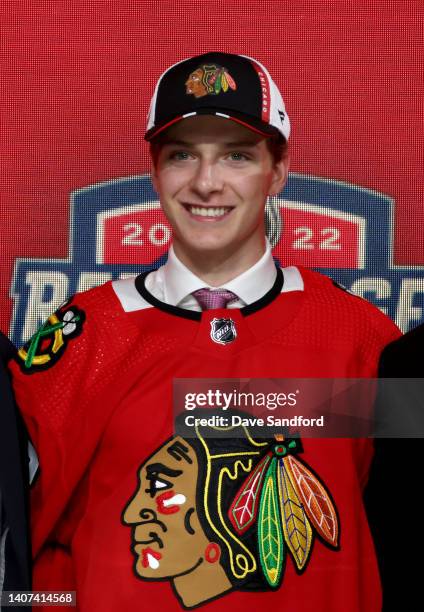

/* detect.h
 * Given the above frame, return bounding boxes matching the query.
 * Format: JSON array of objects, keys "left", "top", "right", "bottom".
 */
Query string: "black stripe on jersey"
[
  {"left": 134, "top": 266, "right": 283, "bottom": 320},
  {"left": 241, "top": 266, "right": 283, "bottom": 316},
  {"left": 135, "top": 272, "right": 201, "bottom": 320}
]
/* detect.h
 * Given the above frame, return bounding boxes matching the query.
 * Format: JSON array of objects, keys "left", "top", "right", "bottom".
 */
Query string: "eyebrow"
[
  {"left": 161, "top": 139, "right": 260, "bottom": 148},
  {"left": 223, "top": 141, "right": 261, "bottom": 147},
  {"left": 146, "top": 463, "right": 183, "bottom": 477},
  {"left": 161, "top": 140, "right": 191, "bottom": 147}
]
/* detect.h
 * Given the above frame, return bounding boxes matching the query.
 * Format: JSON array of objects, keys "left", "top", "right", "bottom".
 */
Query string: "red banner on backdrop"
[{"left": 2, "top": 1, "right": 423, "bottom": 342}]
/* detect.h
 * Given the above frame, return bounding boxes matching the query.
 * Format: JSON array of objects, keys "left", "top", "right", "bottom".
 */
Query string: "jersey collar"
[
  {"left": 158, "top": 240, "right": 277, "bottom": 307},
  {"left": 135, "top": 266, "right": 284, "bottom": 321}
]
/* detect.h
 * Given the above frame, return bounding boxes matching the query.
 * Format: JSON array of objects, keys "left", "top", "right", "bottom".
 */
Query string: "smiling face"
[
  {"left": 123, "top": 437, "right": 209, "bottom": 579},
  {"left": 151, "top": 115, "right": 288, "bottom": 272}
]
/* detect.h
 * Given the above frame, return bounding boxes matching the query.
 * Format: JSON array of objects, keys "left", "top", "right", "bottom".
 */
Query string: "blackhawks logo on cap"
[{"left": 185, "top": 64, "right": 237, "bottom": 98}]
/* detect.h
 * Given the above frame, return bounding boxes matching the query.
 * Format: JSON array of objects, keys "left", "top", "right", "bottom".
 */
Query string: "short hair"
[{"left": 265, "top": 134, "right": 289, "bottom": 164}]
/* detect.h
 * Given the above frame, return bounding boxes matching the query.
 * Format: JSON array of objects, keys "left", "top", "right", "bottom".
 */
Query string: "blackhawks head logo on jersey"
[{"left": 122, "top": 413, "right": 339, "bottom": 609}]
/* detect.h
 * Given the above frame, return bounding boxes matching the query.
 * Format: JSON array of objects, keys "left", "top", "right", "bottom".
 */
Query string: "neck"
[
  {"left": 172, "top": 557, "right": 232, "bottom": 608},
  {"left": 173, "top": 234, "right": 267, "bottom": 287}
]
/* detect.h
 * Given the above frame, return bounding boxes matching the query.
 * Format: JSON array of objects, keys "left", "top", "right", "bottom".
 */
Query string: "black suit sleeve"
[
  {"left": 0, "top": 332, "right": 31, "bottom": 601},
  {"left": 364, "top": 325, "right": 424, "bottom": 612},
  {"left": 0, "top": 333, "right": 15, "bottom": 364}
]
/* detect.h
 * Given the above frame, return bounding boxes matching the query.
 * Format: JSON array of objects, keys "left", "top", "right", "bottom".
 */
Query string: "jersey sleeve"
[
  {"left": 359, "top": 306, "right": 401, "bottom": 376},
  {"left": 9, "top": 285, "right": 128, "bottom": 555},
  {"left": 301, "top": 267, "right": 402, "bottom": 376},
  {"left": 326, "top": 272, "right": 402, "bottom": 375}
]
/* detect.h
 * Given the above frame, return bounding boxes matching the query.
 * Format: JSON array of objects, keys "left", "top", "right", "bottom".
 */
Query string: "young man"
[{"left": 11, "top": 53, "right": 400, "bottom": 611}]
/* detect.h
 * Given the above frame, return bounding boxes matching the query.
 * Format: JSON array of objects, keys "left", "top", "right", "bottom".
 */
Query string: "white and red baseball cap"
[{"left": 145, "top": 52, "right": 290, "bottom": 142}]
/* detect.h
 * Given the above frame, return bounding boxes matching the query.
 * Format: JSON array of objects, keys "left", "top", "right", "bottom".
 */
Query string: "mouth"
[
  {"left": 183, "top": 203, "right": 234, "bottom": 221},
  {"left": 134, "top": 546, "right": 162, "bottom": 570}
]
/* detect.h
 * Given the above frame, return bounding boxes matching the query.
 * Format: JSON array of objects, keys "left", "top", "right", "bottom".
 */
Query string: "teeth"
[{"left": 189, "top": 206, "right": 230, "bottom": 217}]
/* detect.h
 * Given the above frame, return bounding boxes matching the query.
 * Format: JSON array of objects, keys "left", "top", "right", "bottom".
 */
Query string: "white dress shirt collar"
[{"left": 153, "top": 240, "right": 277, "bottom": 308}]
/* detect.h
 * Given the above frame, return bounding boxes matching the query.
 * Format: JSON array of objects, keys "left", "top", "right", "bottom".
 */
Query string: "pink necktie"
[{"left": 192, "top": 288, "right": 239, "bottom": 310}]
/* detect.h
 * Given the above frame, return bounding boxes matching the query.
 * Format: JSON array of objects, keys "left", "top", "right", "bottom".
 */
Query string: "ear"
[
  {"left": 268, "top": 154, "right": 290, "bottom": 197},
  {"left": 151, "top": 162, "right": 159, "bottom": 194}
]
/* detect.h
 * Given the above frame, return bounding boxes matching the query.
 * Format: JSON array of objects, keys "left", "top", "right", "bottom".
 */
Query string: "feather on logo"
[{"left": 228, "top": 435, "right": 338, "bottom": 587}]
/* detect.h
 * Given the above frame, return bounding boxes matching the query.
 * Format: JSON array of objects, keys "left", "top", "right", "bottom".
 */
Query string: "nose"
[
  {"left": 123, "top": 494, "right": 140, "bottom": 525},
  {"left": 189, "top": 158, "right": 223, "bottom": 200}
]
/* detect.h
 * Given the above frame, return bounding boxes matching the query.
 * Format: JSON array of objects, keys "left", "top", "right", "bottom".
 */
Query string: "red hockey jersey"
[{"left": 11, "top": 266, "right": 400, "bottom": 611}]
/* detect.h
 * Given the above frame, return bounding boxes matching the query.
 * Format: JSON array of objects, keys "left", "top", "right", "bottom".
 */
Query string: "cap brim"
[{"left": 145, "top": 108, "right": 282, "bottom": 142}]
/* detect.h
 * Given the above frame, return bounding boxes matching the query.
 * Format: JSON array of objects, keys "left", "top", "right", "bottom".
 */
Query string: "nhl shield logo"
[{"left": 210, "top": 318, "right": 237, "bottom": 345}]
